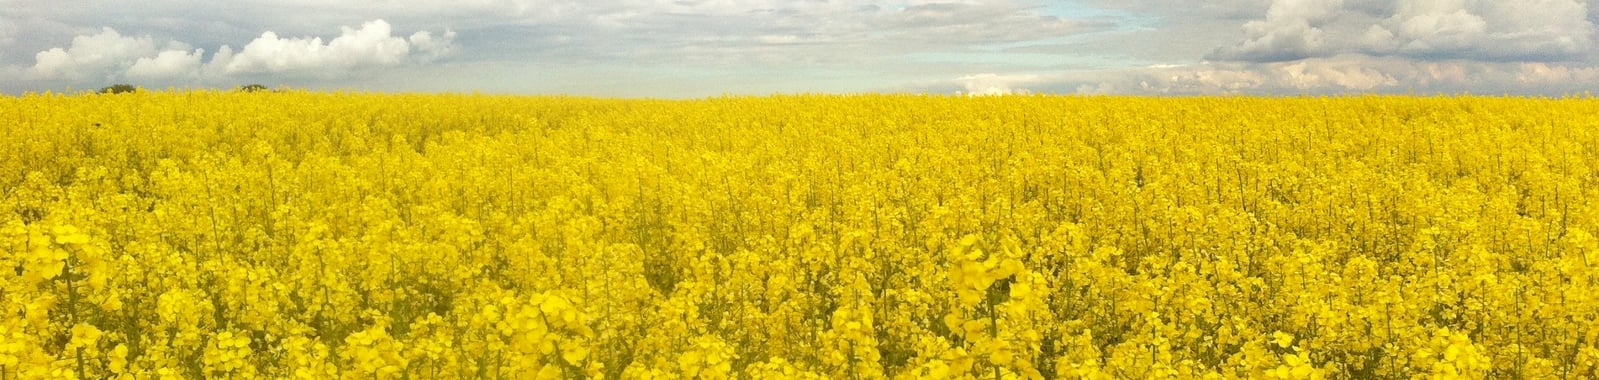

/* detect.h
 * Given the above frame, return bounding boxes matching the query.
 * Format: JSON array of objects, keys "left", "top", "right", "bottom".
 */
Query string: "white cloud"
[
  {"left": 17, "top": 19, "right": 457, "bottom": 86},
  {"left": 1370, "top": 0, "right": 1593, "bottom": 60},
  {"left": 503, "top": 0, "right": 1108, "bottom": 67},
  {"left": 206, "top": 45, "right": 235, "bottom": 76},
  {"left": 1383, "top": 1, "right": 1488, "bottom": 54},
  {"left": 3, "top": 1, "right": 1110, "bottom": 94},
  {"left": 1212, "top": 0, "right": 1598, "bottom": 62},
  {"left": 952, "top": 73, "right": 1039, "bottom": 95},
  {"left": 938, "top": 55, "right": 1599, "bottom": 96},
  {"left": 127, "top": 47, "right": 205, "bottom": 79},
  {"left": 1208, "top": 0, "right": 1348, "bottom": 61},
  {"left": 8, "top": 0, "right": 1597, "bottom": 95},
  {"left": 1516, "top": 62, "right": 1599, "bottom": 85},
  {"left": 757, "top": 34, "right": 803, "bottom": 45},
  {"left": 226, "top": 20, "right": 412, "bottom": 74},
  {"left": 1277, "top": 57, "right": 1397, "bottom": 89},
  {"left": 31, "top": 27, "right": 157, "bottom": 79}
]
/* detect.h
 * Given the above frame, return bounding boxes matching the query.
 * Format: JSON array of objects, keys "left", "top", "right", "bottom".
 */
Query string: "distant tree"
[
  {"left": 239, "top": 84, "right": 269, "bottom": 93},
  {"left": 99, "top": 84, "right": 137, "bottom": 94}
]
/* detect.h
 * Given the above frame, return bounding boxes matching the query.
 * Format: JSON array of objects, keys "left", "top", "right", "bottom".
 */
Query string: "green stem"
[{"left": 989, "top": 294, "right": 1000, "bottom": 380}]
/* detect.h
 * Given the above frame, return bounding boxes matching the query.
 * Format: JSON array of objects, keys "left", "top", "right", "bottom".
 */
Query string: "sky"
[{"left": 2, "top": 0, "right": 1597, "bottom": 97}]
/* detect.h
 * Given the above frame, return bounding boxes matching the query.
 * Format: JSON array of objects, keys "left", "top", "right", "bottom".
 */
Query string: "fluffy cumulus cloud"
[
  {"left": 1377, "top": 0, "right": 1593, "bottom": 60},
  {"left": 924, "top": 0, "right": 1599, "bottom": 96},
  {"left": 13, "top": 19, "right": 454, "bottom": 87},
  {"left": 1208, "top": 0, "right": 1349, "bottom": 62},
  {"left": 126, "top": 47, "right": 206, "bottom": 80},
  {"left": 31, "top": 27, "right": 159, "bottom": 80},
  {"left": 1211, "top": 0, "right": 1598, "bottom": 62},
  {"left": 225, "top": 20, "right": 421, "bottom": 74}
]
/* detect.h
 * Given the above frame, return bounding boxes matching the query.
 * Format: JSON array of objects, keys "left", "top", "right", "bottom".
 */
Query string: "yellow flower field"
[{"left": 3, "top": 91, "right": 1598, "bottom": 379}]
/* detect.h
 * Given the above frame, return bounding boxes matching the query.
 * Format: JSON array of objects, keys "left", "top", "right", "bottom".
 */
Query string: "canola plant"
[{"left": 2, "top": 91, "right": 1598, "bottom": 379}]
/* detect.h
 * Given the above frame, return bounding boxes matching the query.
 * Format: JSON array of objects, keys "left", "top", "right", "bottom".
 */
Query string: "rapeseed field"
[{"left": 3, "top": 92, "right": 1598, "bottom": 379}]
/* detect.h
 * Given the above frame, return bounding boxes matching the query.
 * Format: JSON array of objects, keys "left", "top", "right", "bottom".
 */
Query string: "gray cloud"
[
  {"left": 1209, "top": 0, "right": 1598, "bottom": 62},
  {"left": 1377, "top": 1, "right": 1593, "bottom": 61},
  {"left": 487, "top": 0, "right": 1107, "bottom": 68},
  {"left": 3, "top": 0, "right": 1596, "bottom": 96},
  {"left": 1207, "top": 0, "right": 1349, "bottom": 62},
  {"left": 0, "top": 12, "right": 11, "bottom": 59},
  {"left": 3, "top": 0, "right": 1102, "bottom": 65},
  {"left": 2, "top": 0, "right": 1114, "bottom": 93}
]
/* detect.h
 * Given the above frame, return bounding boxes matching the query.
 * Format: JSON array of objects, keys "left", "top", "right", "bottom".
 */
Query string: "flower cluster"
[{"left": 2, "top": 91, "right": 1597, "bottom": 378}]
